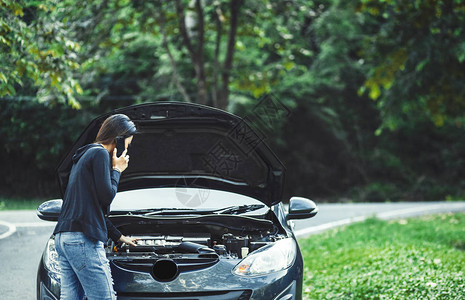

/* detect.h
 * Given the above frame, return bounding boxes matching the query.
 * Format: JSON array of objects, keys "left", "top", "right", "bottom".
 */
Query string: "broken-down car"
[{"left": 37, "top": 102, "right": 318, "bottom": 300}]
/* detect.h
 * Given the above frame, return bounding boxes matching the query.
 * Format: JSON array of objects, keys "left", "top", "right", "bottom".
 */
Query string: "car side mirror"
[
  {"left": 287, "top": 197, "right": 318, "bottom": 220},
  {"left": 37, "top": 199, "right": 62, "bottom": 221}
]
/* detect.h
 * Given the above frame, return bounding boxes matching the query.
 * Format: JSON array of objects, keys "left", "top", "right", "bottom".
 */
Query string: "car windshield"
[{"left": 110, "top": 187, "right": 269, "bottom": 215}]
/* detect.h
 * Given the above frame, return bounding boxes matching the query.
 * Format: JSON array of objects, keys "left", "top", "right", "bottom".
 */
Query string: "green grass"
[
  {"left": 299, "top": 213, "right": 465, "bottom": 299},
  {"left": 0, "top": 198, "right": 45, "bottom": 210}
]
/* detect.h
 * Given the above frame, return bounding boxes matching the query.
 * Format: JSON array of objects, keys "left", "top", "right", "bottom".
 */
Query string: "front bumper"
[
  {"left": 110, "top": 255, "right": 301, "bottom": 300},
  {"left": 37, "top": 254, "right": 302, "bottom": 300}
]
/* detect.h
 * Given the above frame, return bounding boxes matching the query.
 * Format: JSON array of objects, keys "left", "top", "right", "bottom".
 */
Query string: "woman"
[{"left": 53, "top": 114, "right": 139, "bottom": 300}]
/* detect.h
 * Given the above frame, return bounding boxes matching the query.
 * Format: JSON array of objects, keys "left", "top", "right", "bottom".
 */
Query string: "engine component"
[
  {"left": 212, "top": 244, "right": 227, "bottom": 256},
  {"left": 241, "top": 247, "right": 249, "bottom": 258},
  {"left": 113, "top": 235, "right": 211, "bottom": 254},
  {"left": 177, "top": 241, "right": 215, "bottom": 254},
  {"left": 223, "top": 233, "right": 249, "bottom": 257},
  {"left": 249, "top": 241, "right": 273, "bottom": 252}
]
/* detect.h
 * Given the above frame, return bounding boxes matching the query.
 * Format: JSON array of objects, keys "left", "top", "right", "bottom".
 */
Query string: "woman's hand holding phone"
[{"left": 113, "top": 148, "right": 129, "bottom": 173}]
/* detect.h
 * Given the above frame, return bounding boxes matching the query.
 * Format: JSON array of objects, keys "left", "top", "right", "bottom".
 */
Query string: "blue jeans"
[{"left": 54, "top": 232, "right": 116, "bottom": 300}]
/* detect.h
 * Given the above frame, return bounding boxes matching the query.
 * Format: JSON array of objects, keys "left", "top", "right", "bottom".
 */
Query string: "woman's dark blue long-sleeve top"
[{"left": 53, "top": 143, "right": 122, "bottom": 243}]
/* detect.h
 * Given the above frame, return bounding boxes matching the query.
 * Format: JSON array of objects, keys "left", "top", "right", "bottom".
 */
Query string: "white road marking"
[
  {"left": 0, "top": 220, "right": 55, "bottom": 240},
  {"left": 376, "top": 204, "right": 446, "bottom": 219},
  {"left": 295, "top": 216, "right": 366, "bottom": 237},
  {"left": 0, "top": 220, "right": 17, "bottom": 240}
]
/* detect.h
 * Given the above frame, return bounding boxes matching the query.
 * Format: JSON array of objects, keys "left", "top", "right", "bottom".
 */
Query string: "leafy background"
[{"left": 1, "top": 0, "right": 465, "bottom": 202}]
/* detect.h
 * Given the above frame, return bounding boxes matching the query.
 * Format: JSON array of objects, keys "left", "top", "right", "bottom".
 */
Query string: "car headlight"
[
  {"left": 232, "top": 238, "right": 296, "bottom": 276},
  {"left": 43, "top": 238, "right": 60, "bottom": 275}
]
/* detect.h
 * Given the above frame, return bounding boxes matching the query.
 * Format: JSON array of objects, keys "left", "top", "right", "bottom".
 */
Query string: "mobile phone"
[{"left": 116, "top": 136, "right": 126, "bottom": 157}]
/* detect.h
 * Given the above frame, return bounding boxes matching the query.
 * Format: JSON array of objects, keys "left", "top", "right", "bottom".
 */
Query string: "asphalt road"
[{"left": 1, "top": 201, "right": 465, "bottom": 299}]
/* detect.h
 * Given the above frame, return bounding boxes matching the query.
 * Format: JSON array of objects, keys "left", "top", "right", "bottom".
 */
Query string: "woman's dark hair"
[{"left": 95, "top": 114, "right": 137, "bottom": 145}]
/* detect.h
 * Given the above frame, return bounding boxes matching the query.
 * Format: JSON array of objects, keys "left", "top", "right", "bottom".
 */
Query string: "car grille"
[{"left": 112, "top": 253, "right": 219, "bottom": 274}]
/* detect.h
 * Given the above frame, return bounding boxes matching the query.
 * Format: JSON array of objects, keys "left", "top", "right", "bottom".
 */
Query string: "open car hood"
[{"left": 57, "top": 102, "right": 285, "bottom": 206}]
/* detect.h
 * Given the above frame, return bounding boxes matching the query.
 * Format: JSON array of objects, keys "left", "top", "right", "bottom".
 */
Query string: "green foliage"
[
  {"left": 0, "top": 0, "right": 83, "bottom": 108},
  {"left": 358, "top": 0, "right": 465, "bottom": 130},
  {"left": 300, "top": 213, "right": 465, "bottom": 299},
  {"left": 1, "top": 0, "right": 465, "bottom": 201},
  {"left": 0, "top": 197, "right": 44, "bottom": 210}
]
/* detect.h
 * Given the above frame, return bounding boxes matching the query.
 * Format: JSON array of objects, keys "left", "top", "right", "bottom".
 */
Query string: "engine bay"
[
  {"left": 106, "top": 214, "right": 288, "bottom": 259},
  {"left": 107, "top": 231, "right": 288, "bottom": 259}
]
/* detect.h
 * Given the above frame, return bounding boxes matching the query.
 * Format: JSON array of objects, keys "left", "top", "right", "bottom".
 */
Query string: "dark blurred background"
[{"left": 1, "top": 0, "right": 465, "bottom": 203}]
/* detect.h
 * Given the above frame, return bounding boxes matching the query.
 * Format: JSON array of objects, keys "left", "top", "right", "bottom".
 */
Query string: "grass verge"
[
  {"left": 299, "top": 213, "right": 465, "bottom": 299},
  {"left": 0, "top": 198, "right": 45, "bottom": 210}
]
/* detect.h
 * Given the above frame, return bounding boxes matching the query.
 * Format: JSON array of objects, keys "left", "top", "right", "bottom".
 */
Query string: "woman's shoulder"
[
  {"left": 80, "top": 144, "right": 109, "bottom": 162},
  {"left": 89, "top": 145, "right": 109, "bottom": 156}
]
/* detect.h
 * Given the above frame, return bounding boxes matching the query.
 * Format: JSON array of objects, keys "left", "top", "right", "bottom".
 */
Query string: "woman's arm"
[
  {"left": 105, "top": 216, "right": 138, "bottom": 246},
  {"left": 105, "top": 216, "right": 122, "bottom": 242},
  {"left": 92, "top": 148, "right": 120, "bottom": 206}
]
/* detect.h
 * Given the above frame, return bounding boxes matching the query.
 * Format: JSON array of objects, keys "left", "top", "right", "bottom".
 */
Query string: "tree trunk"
[
  {"left": 159, "top": 9, "right": 191, "bottom": 103},
  {"left": 175, "top": 0, "right": 208, "bottom": 105},
  {"left": 217, "top": 0, "right": 242, "bottom": 110},
  {"left": 211, "top": 6, "right": 223, "bottom": 108}
]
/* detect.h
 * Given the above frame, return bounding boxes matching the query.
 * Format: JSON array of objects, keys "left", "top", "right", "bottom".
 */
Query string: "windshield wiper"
[
  {"left": 123, "top": 208, "right": 197, "bottom": 215},
  {"left": 118, "top": 204, "right": 266, "bottom": 216},
  {"left": 216, "top": 204, "right": 266, "bottom": 215}
]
